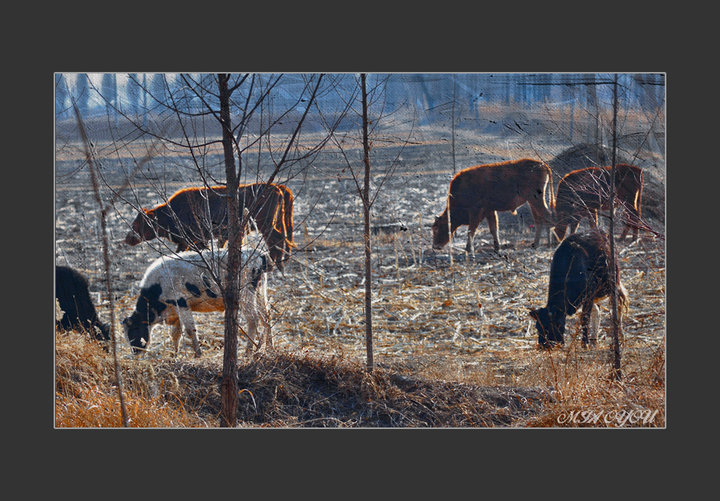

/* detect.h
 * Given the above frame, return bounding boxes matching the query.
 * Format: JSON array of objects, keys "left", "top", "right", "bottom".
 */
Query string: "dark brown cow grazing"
[
  {"left": 529, "top": 231, "right": 628, "bottom": 348},
  {"left": 431, "top": 159, "right": 554, "bottom": 253},
  {"left": 553, "top": 164, "right": 643, "bottom": 242},
  {"left": 125, "top": 183, "right": 294, "bottom": 270}
]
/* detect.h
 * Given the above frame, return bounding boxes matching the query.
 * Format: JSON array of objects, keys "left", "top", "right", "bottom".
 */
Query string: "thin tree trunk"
[
  {"left": 451, "top": 75, "right": 456, "bottom": 175},
  {"left": 72, "top": 102, "right": 129, "bottom": 427},
  {"left": 609, "top": 74, "right": 622, "bottom": 381},
  {"left": 218, "top": 74, "right": 241, "bottom": 427},
  {"left": 361, "top": 74, "right": 373, "bottom": 372}
]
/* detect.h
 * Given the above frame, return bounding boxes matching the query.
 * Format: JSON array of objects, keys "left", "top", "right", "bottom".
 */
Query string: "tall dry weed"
[
  {"left": 55, "top": 332, "right": 207, "bottom": 428},
  {"left": 517, "top": 341, "right": 665, "bottom": 427}
]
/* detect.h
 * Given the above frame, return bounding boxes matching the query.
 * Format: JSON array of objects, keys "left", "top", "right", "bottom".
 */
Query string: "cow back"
[
  {"left": 449, "top": 159, "right": 551, "bottom": 211},
  {"left": 548, "top": 231, "right": 614, "bottom": 316}
]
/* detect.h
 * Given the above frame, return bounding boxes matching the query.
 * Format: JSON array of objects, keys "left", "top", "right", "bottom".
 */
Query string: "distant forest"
[{"left": 55, "top": 73, "right": 665, "bottom": 128}]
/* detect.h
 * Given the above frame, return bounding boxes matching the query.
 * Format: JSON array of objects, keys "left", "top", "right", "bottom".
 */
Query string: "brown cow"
[
  {"left": 125, "top": 183, "right": 294, "bottom": 270},
  {"left": 431, "top": 159, "right": 554, "bottom": 253},
  {"left": 553, "top": 164, "right": 643, "bottom": 242}
]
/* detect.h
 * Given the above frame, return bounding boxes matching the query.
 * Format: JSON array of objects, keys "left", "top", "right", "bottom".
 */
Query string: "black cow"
[
  {"left": 56, "top": 266, "right": 110, "bottom": 342},
  {"left": 529, "top": 231, "right": 628, "bottom": 348}
]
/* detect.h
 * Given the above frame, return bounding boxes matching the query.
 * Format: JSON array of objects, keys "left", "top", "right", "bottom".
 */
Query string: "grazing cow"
[
  {"left": 56, "top": 265, "right": 110, "bottom": 343},
  {"left": 122, "top": 243, "right": 271, "bottom": 357},
  {"left": 553, "top": 164, "right": 644, "bottom": 242},
  {"left": 529, "top": 231, "right": 628, "bottom": 348},
  {"left": 431, "top": 159, "right": 554, "bottom": 253},
  {"left": 125, "top": 183, "right": 294, "bottom": 270}
]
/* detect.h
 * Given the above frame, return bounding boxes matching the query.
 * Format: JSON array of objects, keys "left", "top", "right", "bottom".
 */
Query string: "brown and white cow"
[
  {"left": 431, "top": 158, "right": 554, "bottom": 253},
  {"left": 125, "top": 183, "right": 294, "bottom": 270},
  {"left": 553, "top": 164, "right": 643, "bottom": 242}
]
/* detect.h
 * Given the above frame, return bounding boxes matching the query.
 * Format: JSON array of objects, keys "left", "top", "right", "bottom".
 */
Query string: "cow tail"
[
  {"left": 635, "top": 168, "right": 644, "bottom": 218},
  {"left": 546, "top": 162, "right": 555, "bottom": 212},
  {"left": 284, "top": 189, "right": 296, "bottom": 249},
  {"left": 617, "top": 280, "right": 629, "bottom": 319}
]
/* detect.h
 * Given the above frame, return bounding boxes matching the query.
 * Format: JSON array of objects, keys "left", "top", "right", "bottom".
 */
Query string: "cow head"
[
  {"left": 124, "top": 283, "right": 167, "bottom": 354},
  {"left": 529, "top": 307, "right": 565, "bottom": 348},
  {"left": 431, "top": 214, "right": 450, "bottom": 249},
  {"left": 124, "top": 209, "right": 158, "bottom": 246},
  {"left": 122, "top": 313, "right": 150, "bottom": 354}
]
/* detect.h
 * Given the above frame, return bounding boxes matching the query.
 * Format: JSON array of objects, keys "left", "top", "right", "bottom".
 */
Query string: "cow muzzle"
[{"left": 124, "top": 232, "right": 141, "bottom": 246}]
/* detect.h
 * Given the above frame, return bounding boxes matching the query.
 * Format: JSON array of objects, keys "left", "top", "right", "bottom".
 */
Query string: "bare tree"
[
  {"left": 360, "top": 74, "right": 373, "bottom": 371},
  {"left": 100, "top": 73, "right": 332, "bottom": 426},
  {"left": 320, "top": 74, "right": 413, "bottom": 371},
  {"left": 72, "top": 100, "right": 129, "bottom": 427},
  {"left": 217, "top": 74, "right": 242, "bottom": 426},
  {"left": 609, "top": 74, "right": 622, "bottom": 381}
]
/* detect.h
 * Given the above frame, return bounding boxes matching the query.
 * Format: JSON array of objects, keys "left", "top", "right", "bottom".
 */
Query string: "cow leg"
[
  {"left": 620, "top": 205, "right": 640, "bottom": 241},
  {"left": 465, "top": 210, "right": 484, "bottom": 255},
  {"left": 176, "top": 307, "right": 201, "bottom": 358},
  {"left": 167, "top": 319, "right": 183, "bottom": 356},
  {"left": 619, "top": 216, "right": 631, "bottom": 240},
  {"left": 240, "top": 289, "right": 261, "bottom": 355},
  {"left": 486, "top": 211, "right": 500, "bottom": 252},
  {"left": 631, "top": 208, "right": 640, "bottom": 241},
  {"left": 579, "top": 302, "right": 593, "bottom": 347},
  {"left": 256, "top": 280, "right": 272, "bottom": 349},
  {"left": 241, "top": 280, "right": 272, "bottom": 355},
  {"left": 529, "top": 204, "right": 546, "bottom": 248},
  {"left": 590, "top": 303, "right": 600, "bottom": 344},
  {"left": 244, "top": 317, "right": 258, "bottom": 355},
  {"left": 619, "top": 213, "right": 632, "bottom": 240},
  {"left": 581, "top": 302, "right": 601, "bottom": 347}
]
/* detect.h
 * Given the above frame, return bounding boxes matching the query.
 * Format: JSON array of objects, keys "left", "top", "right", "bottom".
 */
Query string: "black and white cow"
[
  {"left": 529, "top": 231, "right": 628, "bottom": 348},
  {"left": 122, "top": 243, "right": 271, "bottom": 357},
  {"left": 56, "top": 265, "right": 111, "bottom": 343}
]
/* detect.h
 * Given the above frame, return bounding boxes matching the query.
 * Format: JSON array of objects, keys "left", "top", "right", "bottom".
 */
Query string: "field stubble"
[{"left": 55, "top": 129, "right": 666, "bottom": 427}]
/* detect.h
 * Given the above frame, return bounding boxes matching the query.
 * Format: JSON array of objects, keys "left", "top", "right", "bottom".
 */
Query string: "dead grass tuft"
[
  {"left": 55, "top": 331, "right": 208, "bottom": 428},
  {"left": 55, "top": 332, "right": 549, "bottom": 427},
  {"left": 517, "top": 344, "right": 665, "bottom": 427}
]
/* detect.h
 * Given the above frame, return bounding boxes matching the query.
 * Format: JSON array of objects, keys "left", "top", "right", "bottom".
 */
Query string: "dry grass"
[
  {"left": 55, "top": 331, "right": 664, "bottom": 427},
  {"left": 55, "top": 332, "right": 550, "bottom": 428},
  {"left": 55, "top": 332, "right": 208, "bottom": 428},
  {"left": 55, "top": 230, "right": 665, "bottom": 428}
]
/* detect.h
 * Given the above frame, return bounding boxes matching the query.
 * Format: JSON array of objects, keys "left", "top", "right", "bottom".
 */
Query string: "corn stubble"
[{"left": 56, "top": 229, "right": 664, "bottom": 428}]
